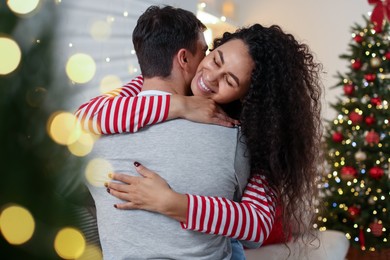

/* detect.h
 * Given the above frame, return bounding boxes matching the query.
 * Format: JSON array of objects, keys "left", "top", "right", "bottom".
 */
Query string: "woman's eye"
[
  {"left": 225, "top": 76, "right": 233, "bottom": 86},
  {"left": 213, "top": 57, "right": 219, "bottom": 66}
]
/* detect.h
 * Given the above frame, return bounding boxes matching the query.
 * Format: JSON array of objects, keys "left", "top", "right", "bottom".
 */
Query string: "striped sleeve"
[
  {"left": 74, "top": 75, "right": 170, "bottom": 134},
  {"left": 181, "top": 175, "right": 277, "bottom": 244}
]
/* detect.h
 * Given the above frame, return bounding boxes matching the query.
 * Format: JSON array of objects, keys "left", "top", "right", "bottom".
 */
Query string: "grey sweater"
[{"left": 87, "top": 118, "right": 250, "bottom": 260}]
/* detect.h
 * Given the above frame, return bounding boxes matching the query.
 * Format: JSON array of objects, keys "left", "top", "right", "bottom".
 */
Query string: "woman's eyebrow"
[{"left": 218, "top": 50, "right": 240, "bottom": 85}]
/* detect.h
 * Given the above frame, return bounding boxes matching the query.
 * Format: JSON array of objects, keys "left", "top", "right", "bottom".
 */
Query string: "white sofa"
[{"left": 244, "top": 230, "right": 350, "bottom": 260}]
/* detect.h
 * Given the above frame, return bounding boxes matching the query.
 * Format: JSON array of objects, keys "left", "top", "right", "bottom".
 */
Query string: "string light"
[{"left": 199, "top": 2, "right": 206, "bottom": 9}]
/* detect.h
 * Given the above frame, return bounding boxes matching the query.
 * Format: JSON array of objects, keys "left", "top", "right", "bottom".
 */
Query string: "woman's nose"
[{"left": 204, "top": 70, "right": 220, "bottom": 84}]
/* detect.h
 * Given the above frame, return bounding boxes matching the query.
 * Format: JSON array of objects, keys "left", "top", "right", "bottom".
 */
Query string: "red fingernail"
[
  {"left": 106, "top": 188, "right": 110, "bottom": 193},
  {"left": 114, "top": 204, "right": 117, "bottom": 208},
  {"left": 134, "top": 161, "right": 141, "bottom": 167}
]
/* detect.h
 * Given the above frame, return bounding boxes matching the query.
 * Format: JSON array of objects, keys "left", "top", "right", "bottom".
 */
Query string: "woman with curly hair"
[{"left": 77, "top": 23, "right": 323, "bottom": 257}]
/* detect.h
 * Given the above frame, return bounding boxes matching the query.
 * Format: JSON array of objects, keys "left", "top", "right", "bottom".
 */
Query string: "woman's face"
[{"left": 191, "top": 39, "right": 254, "bottom": 104}]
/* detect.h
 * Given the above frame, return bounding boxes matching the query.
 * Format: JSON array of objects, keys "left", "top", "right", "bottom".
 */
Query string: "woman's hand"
[
  {"left": 169, "top": 95, "right": 240, "bottom": 127},
  {"left": 107, "top": 162, "right": 188, "bottom": 222}
]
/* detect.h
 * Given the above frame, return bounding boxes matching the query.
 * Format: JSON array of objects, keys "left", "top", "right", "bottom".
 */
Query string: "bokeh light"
[
  {"left": 66, "top": 53, "right": 96, "bottom": 84},
  {"left": 0, "top": 205, "right": 35, "bottom": 245},
  {"left": 90, "top": 20, "right": 111, "bottom": 41},
  {"left": 0, "top": 37, "right": 21, "bottom": 75},
  {"left": 47, "top": 111, "right": 82, "bottom": 145},
  {"left": 128, "top": 64, "right": 138, "bottom": 75},
  {"left": 100, "top": 75, "right": 122, "bottom": 93},
  {"left": 7, "top": 0, "right": 40, "bottom": 15},
  {"left": 68, "top": 132, "right": 96, "bottom": 157},
  {"left": 54, "top": 227, "right": 85, "bottom": 259},
  {"left": 85, "top": 158, "right": 113, "bottom": 187}
]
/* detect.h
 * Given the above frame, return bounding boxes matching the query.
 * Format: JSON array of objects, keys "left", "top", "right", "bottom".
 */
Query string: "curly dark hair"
[{"left": 213, "top": 24, "right": 323, "bottom": 242}]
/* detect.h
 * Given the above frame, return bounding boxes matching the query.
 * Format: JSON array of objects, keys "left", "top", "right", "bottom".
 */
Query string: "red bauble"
[
  {"left": 347, "top": 206, "right": 360, "bottom": 219},
  {"left": 369, "top": 222, "right": 383, "bottom": 237},
  {"left": 352, "top": 60, "right": 362, "bottom": 70},
  {"left": 349, "top": 111, "right": 363, "bottom": 124},
  {"left": 340, "top": 166, "right": 358, "bottom": 180},
  {"left": 371, "top": 97, "right": 382, "bottom": 106},
  {"left": 385, "top": 52, "right": 390, "bottom": 60},
  {"left": 364, "top": 74, "right": 376, "bottom": 82},
  {"left": 332, "top": 132, "right": 344, "bottom": 143},
  {"left": 343, "top": 84, "right": 355, "bottom": 96},
  {"left": 365, "top": 130, "right": 380, "bottom": 144},
  {"left": 365, "top": 115, "right": 376, "bottom": 126},
  {"left": 354, "top": 35, "right": 363, "bottom": 43},
  {"left": 369, "top": 166, "right": 384, "bottom": 180}
]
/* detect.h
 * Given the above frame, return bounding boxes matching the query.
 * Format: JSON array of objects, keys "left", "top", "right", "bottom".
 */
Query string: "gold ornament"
[
  {"left": 355, "top": 150, "right": 367, "bottom": 161},
  {"left": 370, "top": 57, "right": 381, "bottom": 68}
]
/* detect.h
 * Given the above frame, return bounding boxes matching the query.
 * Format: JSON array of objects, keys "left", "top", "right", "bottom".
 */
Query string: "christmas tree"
[
  {"left": 318, "top": 9, "right": 390, "bottom": 253},
  {"left": 0, "top": 1, "right": 99, "bottom": 259}
]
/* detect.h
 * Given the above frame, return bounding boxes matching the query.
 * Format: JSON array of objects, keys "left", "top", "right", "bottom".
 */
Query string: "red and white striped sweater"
[{"left": 75, "top": 75, "right": 277, "bottom": 244}]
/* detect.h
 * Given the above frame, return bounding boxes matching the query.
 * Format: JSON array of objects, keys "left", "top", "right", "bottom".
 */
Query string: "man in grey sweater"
[{"left": 87, "top": 6, "right": 250, "bottom": 259}]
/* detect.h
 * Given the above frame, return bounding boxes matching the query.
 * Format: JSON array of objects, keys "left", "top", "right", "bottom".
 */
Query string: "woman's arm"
[
  {"left": 75, "top": 75, "right": 170, "bottom": 134},
  {"left": 107, "top": 162, "right": 277, "bottom": 244},
  {"left": 75, "top": 75, "right": 238, "bottom": 134}
]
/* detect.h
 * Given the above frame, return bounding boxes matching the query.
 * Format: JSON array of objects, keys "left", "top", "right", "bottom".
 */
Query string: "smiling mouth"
[{"left": 199, "top": 77, "right": 213, "bottom": 93}]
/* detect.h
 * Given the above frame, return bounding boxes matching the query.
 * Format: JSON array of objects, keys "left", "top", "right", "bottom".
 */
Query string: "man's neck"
[{"left": 142, "top": 77, "right": 186, "bottom": 95}]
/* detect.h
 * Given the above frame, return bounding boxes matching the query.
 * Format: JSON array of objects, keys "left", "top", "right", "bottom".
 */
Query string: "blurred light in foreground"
[
  {"left": 54, "top": 227, "right": 85, "bottom": 259},
  {"left": 0, "top": 205, "right": 35, "bottom": 245},
  {"left": 47, "top": 112, "right": 82, "bottom": 145},
  {"left": 77, "top": 244, "right": 103, "bottom": 260},
  {"left": 68, "top": 132, "right": 96, "bottom": 157},
  {"left": 7, "top": 0, "right": 40, "bottom": 15},
  {"left": 66, "top": 53, "right": 96, "bottom": 84},
  {"left": 0, "top": 37, "right": 21, "bottom": 75},
  {"left": 85, "top": 158, "right": 113, "bottom": 187},
  {"left": 100, "top": 75, "right": 122, "bottom": 93},
  {"left": 90, "top": 20, "right": 111, "bottom": 41}
]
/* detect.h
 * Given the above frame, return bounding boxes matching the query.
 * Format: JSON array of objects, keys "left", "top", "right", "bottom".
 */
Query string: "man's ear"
[{"left": 177, "top": 48, "right": 189, "bottom": 70}]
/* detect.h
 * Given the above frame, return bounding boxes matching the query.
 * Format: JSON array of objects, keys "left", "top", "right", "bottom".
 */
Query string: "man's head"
[{"left": 133, "top": 5, "right": 207, "bottom": 81}]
